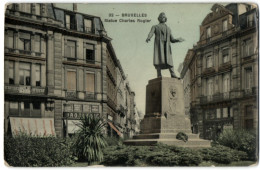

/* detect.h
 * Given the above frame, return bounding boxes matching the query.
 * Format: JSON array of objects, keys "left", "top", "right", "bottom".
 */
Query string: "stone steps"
[{"left": 133, "top": 133, "right": 200, "bottom": 139}]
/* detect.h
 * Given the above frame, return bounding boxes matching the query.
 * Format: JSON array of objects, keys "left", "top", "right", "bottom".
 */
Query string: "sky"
[{"left": 56, "top": 3, "right": 216, "bottom": 115}]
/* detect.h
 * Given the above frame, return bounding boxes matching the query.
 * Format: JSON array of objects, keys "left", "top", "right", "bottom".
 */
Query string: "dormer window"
[
  {"left": 35, "top": 4, "right": 41, "bottom": 15},
  {"left": 20, "top": 4, "right": 31, "bottom": 13},
  {"left": 247, "top": 13, "right": 254, "bottom": 27},
  {"left": 84, "top": 19, "right": 92, "bottom": 33},
  {"left": 65, "top": 14, "right": 76, "bottom": 30}
]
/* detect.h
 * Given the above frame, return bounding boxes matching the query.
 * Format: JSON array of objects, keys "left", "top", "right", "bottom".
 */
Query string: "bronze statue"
[{"left": 146, "top": 12, "right": 184, "bottom": 78}]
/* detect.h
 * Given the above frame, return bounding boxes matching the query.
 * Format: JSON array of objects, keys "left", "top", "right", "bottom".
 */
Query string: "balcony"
[
  {"left": 5, "top": 85, "right": 46, "bottom": 95},
  {"left": 219, "top": 61, "right": 232, "bottom": 72},
  {"left": 243, "top": 87, "right": 257, "bottom": 97},
  {"left": 202, "top": 67, "right": 215, "bottom": 77},
  {"left": 200, "top": 92, "right": 231, "bottom": 104}
]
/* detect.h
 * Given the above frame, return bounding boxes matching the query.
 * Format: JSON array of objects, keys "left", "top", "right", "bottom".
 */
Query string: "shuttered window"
[
  {"left": 86, "top": 73, "right": 95, "bottom": 92},
  {"left": 65, "top": 40, "right": 76, "bottom": 59},
  {"left": 67, "top": 71, "right": 76, "bottom": 90},
  {"left": 34, "top": 34, "right": 41, "bottom": 52}
]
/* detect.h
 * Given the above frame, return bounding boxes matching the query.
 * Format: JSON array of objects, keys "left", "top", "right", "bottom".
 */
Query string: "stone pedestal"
[{"left": 124, "top": 77, "right": 210, "bottom": 148}]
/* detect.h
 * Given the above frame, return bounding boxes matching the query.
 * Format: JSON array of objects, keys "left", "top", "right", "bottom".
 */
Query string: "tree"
[{"left": 73, "top": 113, "right": 107, "bottom": 164}]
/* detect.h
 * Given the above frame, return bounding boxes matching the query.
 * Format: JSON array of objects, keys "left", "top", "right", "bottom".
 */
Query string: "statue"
[{"left": 146, "top": 12, "right": 184, "bottom": 78}]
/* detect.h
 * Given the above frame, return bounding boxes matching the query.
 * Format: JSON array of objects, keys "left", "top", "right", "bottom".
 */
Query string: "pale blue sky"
[{"left": 56, "top": 3, "right": 216, "bottom": 114}]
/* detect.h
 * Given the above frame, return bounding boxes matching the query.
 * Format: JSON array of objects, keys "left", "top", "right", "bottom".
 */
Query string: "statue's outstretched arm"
[
  {"left": 170, "top": 34, "right": 184, "bottom": 43},
  {"left": 146, "top": 26, "right": 155, "bottom": 43}
]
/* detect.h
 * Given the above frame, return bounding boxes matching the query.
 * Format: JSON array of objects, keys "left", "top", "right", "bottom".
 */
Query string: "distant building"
[
  {"left": 4, "top": 3, "right": 139, "bottom": 138},
  {"left": 181, "top": 3, "right": 258, "bottom": 140}
]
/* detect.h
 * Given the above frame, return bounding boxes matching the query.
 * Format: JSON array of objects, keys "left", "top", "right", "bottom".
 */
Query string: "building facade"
[
  {"left": 4, "top": 3, "right": 138, "bottom": 138},
  {"left": 181, "top": 3, "right": 258, "bottom": 140}
]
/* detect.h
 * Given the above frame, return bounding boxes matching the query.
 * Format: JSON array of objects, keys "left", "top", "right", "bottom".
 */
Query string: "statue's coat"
[{"left": 147, "top": 23, "right": 179, "bottom": 69}]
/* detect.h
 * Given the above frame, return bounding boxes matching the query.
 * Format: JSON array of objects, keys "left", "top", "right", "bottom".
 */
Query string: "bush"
[
  {"left": 4, "top": 134, "right": 76, "bottom": 167},
  {"left": 176, "top": 132, "right": 188, "bottom": 142},
  {"left": 216, "top": 129, "right": 257, "bottom": 160},
  {"left": 103, "top": 143, "right": 202, "bottom": 166},
  {"left": 105, "top": 136, "right": 123, "bottom": 146},
  {"left": 199, "top": 145, "right": 248, "bottom": 164}
]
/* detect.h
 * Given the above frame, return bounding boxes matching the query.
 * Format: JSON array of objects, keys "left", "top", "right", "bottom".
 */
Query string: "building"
[
  {"left": 181, "top": 3, "right": 258, "bottom": 140},
  {"left": 4, "top": 3, "right": 138, "bottom": 138}
]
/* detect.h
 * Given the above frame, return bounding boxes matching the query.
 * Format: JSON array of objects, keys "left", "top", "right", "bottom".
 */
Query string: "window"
[
  {"left": 19, "top": 62, "right": 31, "bottom": 86},
  {"left": 245, "top": 68, "right": 253, "bottom": 89},
  {"left": 65, "top": 40, "right": 76, "bottom": 60},
  {"left": 245, "top": 105, "right": 253, "bottom": 117},
  {"left": 243, "top": 38, "right": 254, "bottom": 57},
  {"left": 19, "top": 32, "right": 31, "bottom": 51},
  {"left": 216, "top": 108, "right": 221, "bottom": 118},
  {"left": 223, "top": 73, "right": 230, "bottom": 98},
  {"left": 222, "top": 19, "right": 228, "bottom": 32},
  {"left": 6, "top": 30, "right": 14, "bottom": 48},
  {"left": 35, "top": 4, "right": 41, "bottom": 15},
  {"left": 20, "top": 4, "right": 31, "bottom": 13},
  {"left": 245, "top": 119, "right": 253, "bottom": 129},
  {"left": 32, "top": 102, "right": 41, "bottom": 116},
  {"left": 247, "top": 13, "right": 254, "bottom": 27},
  {"left": 9, "top": 102, "right": 18, "bottom": 116},
  {"left": 85, "top": 44, "right": 95, "bottom": 63},
  {"left": 67, "top": 71, "right": 76, "bottom": 90},
  {"left": 223, "top": 108, "right": 228, "bottom": 118},
  {"left": 65, "top": 15, "right": 70, "bottom": 29},
  {"left": 34, "top": 34, "right": 41, "bottom": 53},
  {"left": 35, "top": 64, "right": 41, "bottom": 86},
  {"left": 84, "top": 19, "right": 92, "bottom": 33},
  {"left": 206, "top": 27, "right": 211, "bottom": 38},
  {"left": 206, "top": 55, "right": 213, "bottom": 68},
  {"left": 207, "top": 78, "right": 213, "bottom": 100},
  {"left": 21, "top": 101, "right": 30, "bottom": 116},
  {"left": 9, "top": 61, "right": 14, "bottom": 84},
  {"left": 86, "top": 73, "right": 95, "bottom": 93},
  {"left": 65, "top": 14, "right": 76, "bottom": 30},
  {"left": 222, "top": 48, "right": 229, "bottom": 63}
]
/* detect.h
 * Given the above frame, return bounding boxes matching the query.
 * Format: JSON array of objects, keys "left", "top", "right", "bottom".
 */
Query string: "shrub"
[
  {"left": 176, "top": 132, "right": 188, "bottom": 142},
  {"left": 103, "top": 143, "right": 202, "bottom": 166},
  {"left": 4, "top": 134, "right": 76, "bottom": 167},
  {"left": 199, "top": 145, "right": 248, "bottom": 164},
  {"left": 73, "top": 114, "right": 107, "bottom": 164},
  {"left": 105, "top": 136, "right": 123, "bottom": 146},
  {"left": 216, "top": 129, "right": 257, "bottom": 160}
]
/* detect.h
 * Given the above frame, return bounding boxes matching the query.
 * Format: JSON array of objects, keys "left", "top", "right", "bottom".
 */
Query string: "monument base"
[{"left": 124, "top": 77, "right": 210, "bottom": 148}]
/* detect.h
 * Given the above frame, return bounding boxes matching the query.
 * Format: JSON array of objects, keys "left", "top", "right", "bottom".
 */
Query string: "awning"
[
  {"left": 10, "top": 117, "right": 56, "bottom": 137},
  {"left": 107, "top": 122, "right": 121, "bottom": 136}
]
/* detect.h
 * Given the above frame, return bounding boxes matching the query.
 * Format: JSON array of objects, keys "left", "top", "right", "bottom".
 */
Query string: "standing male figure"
[{"left": 146, "top": 12, "right": 184, "bottom": 78}]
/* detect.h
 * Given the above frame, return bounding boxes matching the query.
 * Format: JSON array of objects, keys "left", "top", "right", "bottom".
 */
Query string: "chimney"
[{"left": 73, "top": 3, "right": 77, "bottom": 12}]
